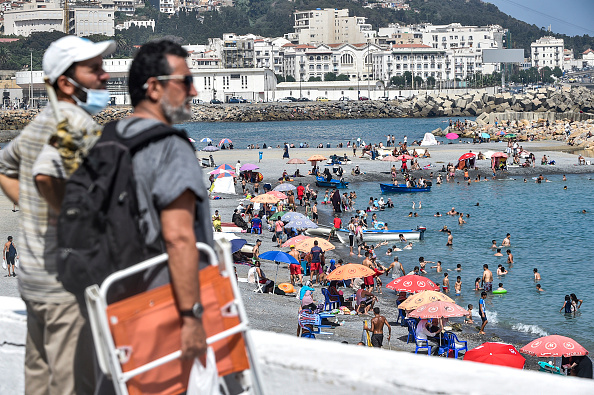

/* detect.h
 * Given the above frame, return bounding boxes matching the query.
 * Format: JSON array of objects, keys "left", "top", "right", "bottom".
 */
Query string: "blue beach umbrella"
[
  {"left": 200, "top": 137, "right": 212, "bottom": 143},
  {"left": 230, "top": 239, "right": 247, "bottom": 253},
  {"left": 481, "top": 133, "right": 490, "bottom": 139},
  {"left": 219, "top": 138, "right": 233, "bottom": 146},
  {"left": 259, "top": 250, "right": 299, "bottom": 291},
  {"left": 273, "top": 183, "right": 297, "bottom": 192},
  {"left": 285, "top": 218, "right": 318, "bottom": 229},
  {"left": 281, "top": 212, "right": 307, "bottom": 222}
]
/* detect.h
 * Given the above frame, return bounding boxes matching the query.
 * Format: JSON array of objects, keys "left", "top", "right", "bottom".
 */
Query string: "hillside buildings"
[{"left": 531, "top": 36, "right": 564, "bottom": 70}]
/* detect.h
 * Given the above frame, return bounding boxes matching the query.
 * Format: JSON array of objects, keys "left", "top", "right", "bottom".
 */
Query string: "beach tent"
[
  {"left": 211, "top": 175, "right": 236, "bottom": 195},
  {"left": 420, "top": 133, "right": 437, "bottom": 146}
]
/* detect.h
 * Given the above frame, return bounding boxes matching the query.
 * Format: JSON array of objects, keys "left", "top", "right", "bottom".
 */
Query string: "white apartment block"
[
  {"left": 283, "top": 42, "right": 381, "bottom": 82},
  {"left": 531, "top": 36, "right": 564, "bottom": 70},
  {"left": 373, "top": 44, "right": 447, "bottom": 82},
  {"left": 115, "top": 19, "right": 155, "bottom": 31},
  {"left": 4, "top": 2, "right": 114, "bottom": 37},
  {"left": 290, "top": 8, "right": 376, "bottom": 46},
  {"left": 582, "top": 49, "right": 594, "bottom": 68},
  {"left": 254, "top": 37, "right": 291, "bottom": 75},
  {"left": 159, "top": 0, "right": 175, "bottom": 14}
]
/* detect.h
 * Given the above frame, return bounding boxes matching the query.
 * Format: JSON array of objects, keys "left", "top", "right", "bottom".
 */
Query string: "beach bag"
[
  {"left": 272, "top": 234, "right": 277, "bottom": 242},
  {"left": 57, "top": 120, "right": 190, "bottom": 295},
  {"left": 2, "top": 259, "right": 6, "bottom": 271},
  {"left": 14, "top": 257, "right": 19, "bottom": 269},
  {"left": 187, "top": 348, "right": 221, "bottom": 395}
]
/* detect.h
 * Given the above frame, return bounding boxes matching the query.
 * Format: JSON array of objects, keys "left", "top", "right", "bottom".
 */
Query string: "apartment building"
[
  {"left": 372, "top": 44, "right": 448, "bottom": 82},
  {"left": 531, "top": 36, "right": 564, "bottom": 70},
  {"left": 289, "top": 8, "right": 376, "bottom": 45}
]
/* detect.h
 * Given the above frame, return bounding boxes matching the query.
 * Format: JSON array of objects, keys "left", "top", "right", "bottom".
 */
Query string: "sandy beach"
[{"left": 203, "top": 139, "right": 592, "bottom": 369}]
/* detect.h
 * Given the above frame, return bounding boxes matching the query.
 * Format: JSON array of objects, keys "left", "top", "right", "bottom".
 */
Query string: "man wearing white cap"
[{"left": 0, "top": 35, "right": 114, "bottom": 394}]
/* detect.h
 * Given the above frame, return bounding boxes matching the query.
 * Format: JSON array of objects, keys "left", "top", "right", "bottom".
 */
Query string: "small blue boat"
[
  {"left": 316, "top": 176, "right": 349, "bottom": 189},
  {"left": 380, "top": 183, "right": 431, "bottom": 193}
]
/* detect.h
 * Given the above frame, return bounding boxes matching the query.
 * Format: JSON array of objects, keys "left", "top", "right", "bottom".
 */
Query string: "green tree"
[
  {"left": 285, "top": 75, "right": 296, "bottom": 82},
  {"left": 552, "top": 66, "right": 562, "bottom": 78},
  {"left": 336, "top": 74, "right": 350, "bottom": 81},
  {"left": 324, "top": 72, "right": 337, "bottom": 81},
  {"left": 308, "top": 76, "right": 322, "bottom": 82}
]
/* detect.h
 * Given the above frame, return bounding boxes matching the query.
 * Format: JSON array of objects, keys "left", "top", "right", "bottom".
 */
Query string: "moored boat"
[
  {"left": 316, "top": 176, "right": 349, "bottom": 189},
  {"left": 380, "top": 183, "right": 431, "bottom": 193},
  {"left": 335, "top": 227, "right": 426, "bottom": 243}
]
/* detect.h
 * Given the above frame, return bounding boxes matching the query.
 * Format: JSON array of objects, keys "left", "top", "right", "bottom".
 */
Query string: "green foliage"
[
  {"left": 308, "top": 76, "right": 322, "bottom": 82},
  {"left": 0, "top": 31, "right": 66, "bottom": 70},
  {"left": 285, "top": 75, "right": 296, "bottom": 82},
  {"left": 336, "top": 74, "right": 350, "bottom": 81},
  {"left": 276, "top": 74, "right": 285, "bottom": 82},
  {"left": 324, "top": 72, "right": 337, "bottom": 81},
  {"left": 552, "top": 66, "right": 563, "bottom": 78},
  {"left": 426, "top": 76, "right": 435, "bottom": 87}
]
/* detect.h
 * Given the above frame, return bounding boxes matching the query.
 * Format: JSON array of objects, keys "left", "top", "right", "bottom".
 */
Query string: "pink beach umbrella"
[
  {"left": 445, "top": 132, "right": 459, "bottom": 140},
  {"left": 219, "top": 138, "right": 233, "bottom": 146},
  {"left": 407, "top": 300, "right": 468, "bottom": 319},
  {"left": 520, "top": 335, "right": 589, "bottom": 357}
]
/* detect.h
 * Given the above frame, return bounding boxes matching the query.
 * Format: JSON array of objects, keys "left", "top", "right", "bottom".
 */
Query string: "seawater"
[
  {"left": 182, "top": 117, "right": 594, "bottom": 349},
  {"left": 334, "top": 176, "right": 594, "bottom": 350},
  {"left": 181, "top": 117, "right": 457, "bottom": 148}
]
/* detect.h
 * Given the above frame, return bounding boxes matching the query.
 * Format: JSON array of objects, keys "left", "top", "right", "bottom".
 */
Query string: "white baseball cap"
[{"left": 43, "top": 36, "right": 116, "bottom": 84}]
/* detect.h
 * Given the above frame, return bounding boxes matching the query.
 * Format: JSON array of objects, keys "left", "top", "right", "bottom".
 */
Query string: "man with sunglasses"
[
  {"left": 105, "top": 40, "right": 211, "bottom": 379},
  {"left": 0, "top": 35, "right": 114, "bottom": 394}
]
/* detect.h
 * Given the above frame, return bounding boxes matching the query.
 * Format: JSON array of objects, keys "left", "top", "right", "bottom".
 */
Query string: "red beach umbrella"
[
  {"left": 395, "top": 154, "right": 414, "bottom": 161},
  {"left": 282, "top": 235, "right": 311, "bottom": 248},
  {"left": 458, "top": 152, "right": 476, "bottom": 161},
  {"left": 382, "top": 155, "right": 399, "bottom": 162},
  {"left": 407, "top": 300, "right": 468, "bottom": 319},
  {"left": 520, "top": 335, "right": 589, "bottom": 357},
  {"left": 464, "top": 342, "right": 526, "bottom": 369},
  {"left": 266, "top": 190, "right": 287, "bottom": 199},
  {"left": 491, "top": 152, "right": 508, "bottom": 158},
  {"left": 445, "top": 132, "right": 459, "bottom": 140},
  {"left": 385, "top": 274, "right": 439, "bottom": 293},
  {"left": 286, "top": 158, "right": 306, "bottom": 164}
]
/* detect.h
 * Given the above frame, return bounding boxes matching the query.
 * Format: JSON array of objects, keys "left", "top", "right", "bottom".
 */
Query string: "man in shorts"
[
  {"left": 482, "top": 264, "right": 493, "bottom": 292},
  {"left": 274, "top": 218, "right": 284, "bottom": 248},
  {"left": 479, "top": 291, "right": 488, "bottom": 334},
  {"left": 347, "top": 218, "right": 356, "bottom": 255},
  {"left": 309, "top": 240, "right": 323, "bottom": 284},
  {"left": 3, "top": 235, "right": 18, "bottom": 277},
  {"left": 328, "top": 214, "right": 342, "bottom": 241},
  {"left": 364, "top": 307, "right": 391, "bottom": 348},
  {"left": 362, "top": 252, "right": 375, "bottom": 292},
  {"left": 288, "top": 245, "right": 303, "bottom": 286}
]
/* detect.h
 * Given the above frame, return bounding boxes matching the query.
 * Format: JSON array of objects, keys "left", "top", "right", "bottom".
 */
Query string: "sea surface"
[{"left": 187, "top": 118, "right": 593, "bottom": 349}]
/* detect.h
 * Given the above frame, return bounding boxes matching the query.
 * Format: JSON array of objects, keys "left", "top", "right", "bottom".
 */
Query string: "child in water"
[
  {"left": 465, "top": 304, "right": 474, "bottom": 324},
  {"left": 474, "top": 277, "right": 482, "bottom": 290}
]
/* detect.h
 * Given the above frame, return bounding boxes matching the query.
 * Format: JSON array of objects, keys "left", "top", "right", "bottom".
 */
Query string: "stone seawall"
[{"left": 1, "top": 87, "right": 593, "bottom": 136}]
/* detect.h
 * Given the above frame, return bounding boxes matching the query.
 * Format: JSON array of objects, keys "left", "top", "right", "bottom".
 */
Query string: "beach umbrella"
[
  {"left": 285, "top": 218, "right": 318, "bottom": 229},
  {"left": 216, "top": 164, "right": 235, "bottom": 171},
  {"left": 188, "top": 137, "right": 196, "bottom": 143},
  {"left": 294, "top": 237, "right": 335, "bottom": 253},
  {"left": 230, "top": 239, "right": 247, "bottom": 254},
  {"left": 286, "top": 158, "right": 306, "bottom": 164},
  {"left": 273, "top": 183, "right": 297, "bottom": 192},
  {"left": 282, "top": 235, "right": 311, "bottom": 248},
  {"left": 407, "top": 300, "right": 468, "bottom": 319},
  {"left": 381, "top": 155, "right": 399, "bottom": 162},
  {"left": 267, "top": 191, "right": 287, "bottom": 200},
  {"left": 219, "top": 138, "right": 233, "bottom": 146},
  {"left": 503, "top": 134, "right": 517, "bottom": 139},
  {"left": 497, "top": 131, "right": 506, "bottom": 136},
  {"left": 480, "top": 133, "right": 490, "bottom": 139},
  {"left": 202, "top": 145, "right": 219, "bottom": 152},
  {"left": 327, "top": 264, "right": 375, "bottom": 281},
  {"left": 281, "top": 212, "right": 307, "bottom": 222},
  {"left": 200, "top": 137, "right": 212, "bottom": 143},
  {"left": 307, "top": 154, "right": 327, "bottom": 162},
  {"left": 520, "top": 335, "right": 588, "bottom": 357},
  {"left": 240, "top": 163, "right": 259, "bottom": 172},
  {"left": 208, "top": 168, "right": 235, "bottom": 176},
  {"left": 251, "top": 194, "right": 280, "bottom": 204},
  {"left": 464, "top": 342, "right": 526, "bottom": 369},
  {"left": 215, "top": 171, "right": 234, "bottom": 179},
  {"left": 396, "top": 154, "right": 414, "bottom": 161},
  {"left": 445, "top": 132, "right": 459, "bottom": 140},
  {"left": 259, "top": 250, "right": 299, "bottom": 294},
  {"left": 491, "top": 152, "right": 508, "bottom": 158},
  {"left": 268, "top": 210, "right": 286, "bottom": 221},
  {"left": 398, "top": 290, "right": 454, "bottom": 311},
  {"left": 386, "top": 274, "right": 439, "bottom": 293},
  {"left": 458, "top": 152, "right": 476, "bottom": 162}
]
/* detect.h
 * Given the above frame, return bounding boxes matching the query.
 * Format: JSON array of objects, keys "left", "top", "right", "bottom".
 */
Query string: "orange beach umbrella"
[
  {"left": 251, "top": 194, "right": 280, "bottom": 204},
  {"left": 326, "top": 264, "right": 375, "bottom": 281},
  {"left": 399, "top": 290, "right": 454, "bottom": 311},
  {"left": 294, "top": 237, "right": 335, "bottom": 253}
]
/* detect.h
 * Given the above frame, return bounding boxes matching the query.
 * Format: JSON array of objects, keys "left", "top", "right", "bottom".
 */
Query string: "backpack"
[
  {"left": 7, "top": 242, "right": 16, "bottom": 259},
  {"left": 57, "top": 120, "right": 190, "bottom": 295}
]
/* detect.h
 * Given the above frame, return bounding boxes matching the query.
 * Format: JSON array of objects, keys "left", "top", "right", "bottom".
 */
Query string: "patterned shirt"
[{"left": 0, "top": 102, "right": 100, "bottom": 303}]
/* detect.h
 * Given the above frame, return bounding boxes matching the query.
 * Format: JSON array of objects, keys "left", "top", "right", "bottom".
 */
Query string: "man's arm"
[
  {"left": 34, "top": 175, "right": 65, "bottom": 213},
  {"left": 385, "top": 318, "right": 391, "bottom": 337},
  {"left": 0, "top": 174, "right": 19, "bottom": 204},
  {"left": 161, "top": 189, "right": 207, "bottom": 360}
]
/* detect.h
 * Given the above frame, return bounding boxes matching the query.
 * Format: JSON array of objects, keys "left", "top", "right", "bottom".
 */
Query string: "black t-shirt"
[{"left": 576, "top": 356, "right": 593, "bottom": 379}]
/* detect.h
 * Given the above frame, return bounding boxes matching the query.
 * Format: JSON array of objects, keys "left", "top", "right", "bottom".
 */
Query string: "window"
[{"left": 341, "top": 53, "right": 354, "bottom": 64}]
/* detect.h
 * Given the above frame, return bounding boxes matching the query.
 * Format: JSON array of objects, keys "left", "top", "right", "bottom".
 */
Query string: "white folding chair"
[{"left": 247, "top": 267, "right": 265, "bottom": 293}]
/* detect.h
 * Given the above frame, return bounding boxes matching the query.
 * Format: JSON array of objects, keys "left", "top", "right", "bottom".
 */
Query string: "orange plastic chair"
[{"left": 85, "top": 241, "right": 263, "bottom": 395}]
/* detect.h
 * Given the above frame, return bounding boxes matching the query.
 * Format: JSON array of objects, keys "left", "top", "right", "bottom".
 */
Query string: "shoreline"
[{"left": 206, "top": 141, "right": 593, "bottom": 367}]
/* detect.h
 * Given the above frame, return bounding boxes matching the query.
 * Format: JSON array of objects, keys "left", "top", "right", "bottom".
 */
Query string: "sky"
[{"left": 484, "top": 0, "right": 594, "bottom": 37}]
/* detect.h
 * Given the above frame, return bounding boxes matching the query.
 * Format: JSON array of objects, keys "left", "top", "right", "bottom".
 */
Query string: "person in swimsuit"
[
  {"left": 442, "top": 273, "right": 449, "bottom": 293},
  {"left": 446, "top": 230, "right": 453, "bottom": 246},
  {"left": 364, "top": 307, "right": 391, "bottom": 348},
  {"left": 454, "top": 276, "right": 462, "bottom": 295},
  {"left": 482, "top": 264, "right": 493, "bottom": 292}
]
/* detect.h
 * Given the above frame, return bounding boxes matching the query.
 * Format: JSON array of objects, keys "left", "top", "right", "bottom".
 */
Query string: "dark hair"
[
  {"left": 373, "top": 307, "right": 380, "bottom": 314},
  {"left": 7, "top": 236, "right": 12, "bottom": 241},
  {"left": 52, "top": 62, "right": 77, "bottom": 93},
  {"left": 565, "top": 295, "right": 571, "bottom": 301},
  {"left": 128, "top": 39, "right": 188, "bottom": 107},
  {"left": 570, "top": 293, "right": 578, "bottom": 302},
  {"left": 483, "top": 264, "right": 488, "bottom": 269},
  {"left": 498, "top": 283, "right": 503, "bottom": 287},
  {"left": 533, "top": 268, "right": 538, "bottom": 272},
  {"left": 481, "top": 292, "right": 487, "bottom": 297}
]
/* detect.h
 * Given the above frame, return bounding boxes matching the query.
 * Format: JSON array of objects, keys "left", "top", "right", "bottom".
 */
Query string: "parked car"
[
  {"left": 228, "top": 97, "right": 247, "bottom": 103},
  {"left": 277, "top": 97, "right": 292, "bottom": 102},
  {"left": 339, "top": 96, "right": 351, "bottom": 101},
  {"left": 358, "top": 96, "right": 369, "bottom": 101},
  {"left": 379, "top": 96, "right": 390, "bottom": 101},
  {"left": 316, "top": 97, "right": 329, "bottom": 102},
  {"left": 394, "top": 96, "right": 407, "bottom": 101},
  {"left": 210, "top": 99, "right": 222, "bottom": 104},
  {"left": 297, "top": 97, "right": 311, "bottom": 102}
]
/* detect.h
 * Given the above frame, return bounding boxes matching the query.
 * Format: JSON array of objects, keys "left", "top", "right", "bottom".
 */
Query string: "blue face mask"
[{"left": 67, "top": 78, "right": 110, "bottom": 115}]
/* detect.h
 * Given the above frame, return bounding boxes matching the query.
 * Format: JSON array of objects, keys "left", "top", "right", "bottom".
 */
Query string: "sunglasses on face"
[{"left": 143, "top": 75, "right": 194, "bottom": 90}]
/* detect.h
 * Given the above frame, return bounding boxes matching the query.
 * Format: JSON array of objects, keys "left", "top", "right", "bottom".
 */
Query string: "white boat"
[
  {"left": 304, "top": 225, "right": 332, "bottom": 238},
  {"left": 335, "top": 227, "right": 426, "bottom": 244}
]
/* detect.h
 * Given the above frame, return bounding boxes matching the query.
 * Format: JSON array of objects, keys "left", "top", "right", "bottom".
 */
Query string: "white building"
[
  {"left": 531, "top": 36, "right": 564, "bottom": 70},
  {"left": 115, "top": 19, "right": 155, "bottom": 31},
  {"left": 582, "top": 49, "right": 594, "bottom": 68},
  {"left": 289, "top": 8, "right": 376, "bottom": 46},
  {"left": 4, "top": 2, "right": 114, "bottom": 37},
  {"left": 372, "top": 44, "right": 447, "bottom": 82}
]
